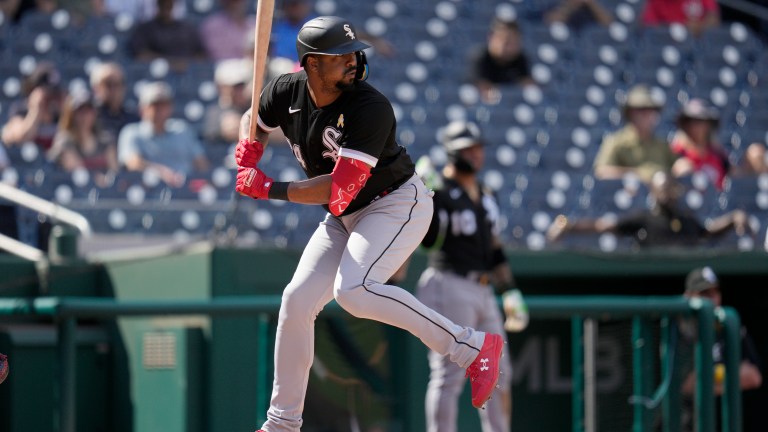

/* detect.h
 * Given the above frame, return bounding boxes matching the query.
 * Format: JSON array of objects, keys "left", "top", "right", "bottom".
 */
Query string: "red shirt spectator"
[
  {"left": 671, "top": 137, "right": 729, "bottom": 189},
  {"left": 642, "top": 0, "right": 720, "bottom": 36},
  {"left": 670, "top": 99, "right": 729, "bottom": 190}
]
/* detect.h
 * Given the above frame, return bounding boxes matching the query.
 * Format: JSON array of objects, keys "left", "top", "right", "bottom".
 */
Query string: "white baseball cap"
[
  {"left": 138, "top": 81, "right": 173, "bottom": 106},
  {"left": 214, "top": 59, "right": 251, "bottom": 86}
]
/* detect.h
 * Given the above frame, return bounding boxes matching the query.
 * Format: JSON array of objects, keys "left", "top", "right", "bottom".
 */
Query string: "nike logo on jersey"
[{"left": 289, "top": 107, "right": 301, "bottom": 114}]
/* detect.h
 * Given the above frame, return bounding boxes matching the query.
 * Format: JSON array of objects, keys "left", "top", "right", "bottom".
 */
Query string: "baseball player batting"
[
  {"left": 415, "top": 121, "right": 528, "bottom": 432},
  {"left": 234, "top": 16, "right": 504, "bottom": 432}
]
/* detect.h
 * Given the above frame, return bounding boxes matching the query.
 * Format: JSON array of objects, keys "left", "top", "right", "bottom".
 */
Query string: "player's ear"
[{"left": 305, "top": 55, "right": 319, "bottom": 72}]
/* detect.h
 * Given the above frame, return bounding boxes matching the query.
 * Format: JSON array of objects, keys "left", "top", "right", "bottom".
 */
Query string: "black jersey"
[
  {"left": 421, "top": 178, "right": 502, "bottom": 275},
  {"left": 257, "top": 71, "right": 415, "bottom": 215}
]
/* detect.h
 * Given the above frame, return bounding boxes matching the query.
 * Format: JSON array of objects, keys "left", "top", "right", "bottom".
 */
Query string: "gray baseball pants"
[
  {"left": 261, "top": 175, "right": 487, "bottom": 432},
  {"left": 417, "top": 268, "right": 513, "bottom": 432}
]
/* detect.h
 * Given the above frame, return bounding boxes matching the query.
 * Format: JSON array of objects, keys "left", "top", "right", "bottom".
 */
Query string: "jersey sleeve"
[
  {"left": 337, "top": 99, "right": 394, "bottom": 167},
  {"left": 256, "top": 76, "right": 286, "bottom": 133}
]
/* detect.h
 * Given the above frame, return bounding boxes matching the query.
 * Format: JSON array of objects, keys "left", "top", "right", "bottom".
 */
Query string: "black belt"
[
  {"left": 371, "top": 175, "right": 411, "bottom": 202},
  {"left": 445, "top": 269, "right": 491, "bottom": 285},
  {"left": 465, "top": 271, "right": 491, "bottom": 285}
]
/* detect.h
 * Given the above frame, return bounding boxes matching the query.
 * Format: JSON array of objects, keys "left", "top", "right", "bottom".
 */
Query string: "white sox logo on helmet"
[{"left": 343, "top": 24, "right": 355, "bottom": 40}]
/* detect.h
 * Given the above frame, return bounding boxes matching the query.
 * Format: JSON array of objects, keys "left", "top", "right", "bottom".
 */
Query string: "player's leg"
[
  {"left": 417, "top": 269, "right": 484, "bottom": 432},
  {"left": 333, "top": 177, "right": 485, "bottom": 368},
  {"left": 262, "top": 216, "right": 348, "bottom": 432},
  {"left": 476, "top": 286, "right": 513, "bottom": 432},
  {"left": 425, "top": 350, "right": 462, "bottom": 432}
]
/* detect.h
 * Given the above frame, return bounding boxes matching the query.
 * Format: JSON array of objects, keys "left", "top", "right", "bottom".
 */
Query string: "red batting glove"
[
  {"left": 235, "top": 138, "right": 265, "bottom": 167},
  {"left": 236, "top": 167, "right": 273, "bottom": 200}
]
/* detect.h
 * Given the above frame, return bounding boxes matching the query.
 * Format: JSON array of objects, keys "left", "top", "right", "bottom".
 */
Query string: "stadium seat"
[
  {"left": 698, "top": 23, "right": 764, "bottom": 62},
  {"left": 581, "top": 22, "right": 635, "bottom": 47},
  {"left": 724, "top": 175, "right": 767, "bottom": 212},
  {"left": 524, "top": 23, "right": 577, "bottom": 57},
  {"left": 639, "top": 24, "right": 695, "bottom": 51},
  {"left": 630, "top": 63, "right": 683, "bottom": 90},
  {"left": 586, "top": 178, "right": 647, "bottom": 214},
  {"left": 18, "top": 10, "right": 66, "bottom": 35}
]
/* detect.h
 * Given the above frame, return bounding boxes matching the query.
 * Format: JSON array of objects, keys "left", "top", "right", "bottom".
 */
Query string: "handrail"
[
  {"left": 0, "top": 232, "right": 45, "bottom": 261},
  {"left": 0, "top": 295, "right": 699, "bottom": 318},
  {"left": 0, "top": 295, "right": 725, "bottom": 432},
  {"left": 719, "top": 306, "right": 743, "bottom": 432},
  {"left": 0, "top": 182, "right": 92, "bottom": 237}
]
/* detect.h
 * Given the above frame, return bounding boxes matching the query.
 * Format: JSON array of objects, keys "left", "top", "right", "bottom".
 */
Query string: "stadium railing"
[{"left": 0, "top": 295, "right": 739, "bottom": 432}]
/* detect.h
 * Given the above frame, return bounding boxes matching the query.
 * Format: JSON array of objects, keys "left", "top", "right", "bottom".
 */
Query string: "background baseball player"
[
  {"left": 234, "top": 16, "right": 504, "bottom": 432},
  {"left": 415, "top": 121, "right": 529, "bottom": 432}
]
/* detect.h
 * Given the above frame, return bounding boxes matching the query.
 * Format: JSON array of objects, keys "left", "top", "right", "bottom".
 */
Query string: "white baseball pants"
[{"left": 261, "top": 175, "right": 487, "bottom": 432}]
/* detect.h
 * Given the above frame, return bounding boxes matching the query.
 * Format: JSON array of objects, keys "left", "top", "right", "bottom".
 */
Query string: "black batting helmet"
[
  {"left": 442, "top": 121, "right": 483, "bottom": 154},
  {"left": 296, "top": 16, "right": 370, "bottom": 80},
  {"left": 442, "top": 121, "right": 483, "bottom": 173}
]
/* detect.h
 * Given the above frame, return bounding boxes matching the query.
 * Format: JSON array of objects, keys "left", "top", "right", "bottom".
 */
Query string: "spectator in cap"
[
  {"left": 679, "top": 266, "right": 763, "bottom": 432},
  {"left": 593, "top": 84, "right": 678, "bottom": 183},
  {"left": 48, "top": 89, "right": 119, "bottom": 178},
  {"left": 671, "top": 98, "right": 768, "bottom": 190},
  {"left": 89, "top": 62, "right": 140, "bottom": 144},
  {"left": 200, "top": 0, "right": 255, "bottom": 61},
  {"left": 466, "top": 16, "right": 535, "bottom": 104},
  {"left": 202, "top": 59, "right": 252, "bottom": 145},
  {"left": 117, "top": 81, "right": 209, "bottom": 186},
  {"left": 670, "top": 98, "right": 730, "bottom": 190},
  {"left": 2, "top": 61, "right": 64, "bottom": 150}
]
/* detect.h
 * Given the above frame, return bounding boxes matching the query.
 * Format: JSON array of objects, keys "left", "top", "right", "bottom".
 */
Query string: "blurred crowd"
[{"left": 1, "top": 0, "right": 767, "bottom": 251}]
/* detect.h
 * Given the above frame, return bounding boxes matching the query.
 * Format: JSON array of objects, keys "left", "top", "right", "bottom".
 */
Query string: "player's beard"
[
  {"left": 335, "top": 80, "right": 356, "bottom": 92},
  {"left": 335, "top": 68, "right": 358, "bottom": 92}
]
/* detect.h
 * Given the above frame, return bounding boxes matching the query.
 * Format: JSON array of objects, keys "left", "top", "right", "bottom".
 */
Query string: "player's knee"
[
  {"left": 279, "top": 283, "right": 316, "bottom": 321},
  {"left": 332, "top": 281, "right": 368, "bottom": 317}
]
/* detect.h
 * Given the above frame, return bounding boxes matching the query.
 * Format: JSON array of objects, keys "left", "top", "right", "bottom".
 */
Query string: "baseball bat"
[{"left": 248, "top": 0, "right": 276, "bottom": 143}]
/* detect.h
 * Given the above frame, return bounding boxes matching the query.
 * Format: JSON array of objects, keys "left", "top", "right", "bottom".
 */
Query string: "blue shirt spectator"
[
  {"left": 270, "top": 0, "right": 316, "bottom": 62},
  {"left": 118, "top": 81, "right": 209, "bottom": 186},
  {"left": 118, "top": 120, "right": 205, "bottom": 175}
]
